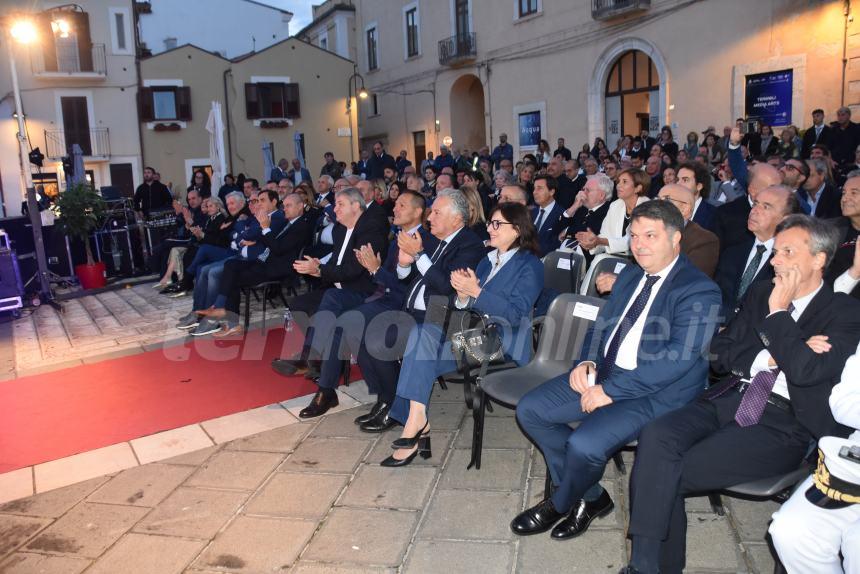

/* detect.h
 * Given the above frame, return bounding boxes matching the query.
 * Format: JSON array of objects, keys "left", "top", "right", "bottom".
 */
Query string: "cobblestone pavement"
[
  {"left": 0, "top": 385, "right": 781, "bottom": 574},
  {"left": 0, "top": 282, "right": 783, "bottom": 573}
]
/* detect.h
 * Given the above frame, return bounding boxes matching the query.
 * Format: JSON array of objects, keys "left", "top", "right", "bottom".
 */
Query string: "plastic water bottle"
[{"left": 283, "top": 308, "right": 293, "bottom": 332}]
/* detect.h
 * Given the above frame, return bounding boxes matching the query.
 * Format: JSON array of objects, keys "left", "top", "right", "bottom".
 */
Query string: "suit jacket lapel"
[{"left": 796, "top": 285, "right": 834, "bottom": 330}]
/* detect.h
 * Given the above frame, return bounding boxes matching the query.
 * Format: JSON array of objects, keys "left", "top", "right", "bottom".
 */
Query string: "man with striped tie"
[
  {"left": 511, "top": 201, "right": 722, "bottom": 542},
  {"left": 621, "top": 215, "right": 860, "bottom": 574}
]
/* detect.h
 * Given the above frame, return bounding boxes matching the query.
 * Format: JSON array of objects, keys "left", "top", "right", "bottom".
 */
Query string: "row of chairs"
[{"left": 543, "top": 250, "right": 633, "bottom": 299}]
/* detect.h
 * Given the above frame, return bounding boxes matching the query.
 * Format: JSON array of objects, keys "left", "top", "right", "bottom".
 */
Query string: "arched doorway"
[
  {"left": 604, "top": 50, "right": 659, "bottom": 151},
  {"left": 449, "top": 74, "right": 486, "bottom": 153},
  {"left": 588, "top": 38, "right": 668, "bottom": 150}
]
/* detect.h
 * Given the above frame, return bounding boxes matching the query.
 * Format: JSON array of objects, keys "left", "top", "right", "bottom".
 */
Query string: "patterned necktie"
[
  {"left": 534, "top": 208, "right": 545, "bottom": 232},
  {"left": 405, "top": 240, "right": 447, "bottom": 310},
  {"left": 736, "top": 244, "right": 767, "bottom": 302},
  {"left": 734, "top": 303, "right": 795, "bottom": 427},
  {"left": 597, "top": 275, "right": 660, "bottom": 385}
]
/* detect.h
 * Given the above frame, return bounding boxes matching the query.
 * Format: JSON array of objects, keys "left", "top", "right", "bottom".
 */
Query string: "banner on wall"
[
  {"left": 745, "top": 69, "right": 793, "bottom": 126},
  {"left": 518, "top": 111, "right": 541, "bottom": 148}
]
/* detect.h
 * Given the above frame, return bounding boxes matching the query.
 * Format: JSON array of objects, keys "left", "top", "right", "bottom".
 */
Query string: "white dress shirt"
[
  {"left": 399, "top": 227, "right": 462, "bottom": 311},
  {"left": 835, "top": 268, "right": 860, "bottom": 295},
  {"left": 454, "top": 248, "right": 519, "bottom": 309},
  {"left": 831, "top": 341, "right": 860, "bottom": 440},
  {"left": 332, "top": 226, "right": 355, "bottom": 289},
  {"left": 603, "top": 255, "right": 679, "bottom": 371},
  {"left": 750, "top": 281, "right": 823, "bottom": 399},
  {"left": 743, "top": 237, "right": 775, "bottom": 278},
  {"left": 534, "top": 200, "right": 556, "bottom": 232}
]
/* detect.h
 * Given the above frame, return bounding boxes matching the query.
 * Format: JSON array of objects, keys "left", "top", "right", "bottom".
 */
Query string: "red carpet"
[{"left": 0, "top": 328, "right": 361, "bottom": 474}]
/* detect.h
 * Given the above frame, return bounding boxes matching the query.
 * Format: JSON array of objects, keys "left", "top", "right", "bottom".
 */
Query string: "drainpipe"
[
  {"left": 842, "top": 0, "right": 851, "bottom": 107},
  {"left": 223, "top": 68, "right": 234, "bottom": 174},
  {"left": 133, "top": 2, "right": 146, "bottom": 184}
]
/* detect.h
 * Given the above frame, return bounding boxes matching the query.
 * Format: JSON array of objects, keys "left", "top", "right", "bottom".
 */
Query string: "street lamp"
[
  {"left": 346, "top": 65, "right": 368, "bottom": 162},
  {"left": 3, "top": 15, "right": 55, "bottom": 305}
]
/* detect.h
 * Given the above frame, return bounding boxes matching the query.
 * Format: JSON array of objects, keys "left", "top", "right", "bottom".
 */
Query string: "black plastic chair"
[
  {"left": 708, "top": 463, "right": 813, "bottom": 516},
  {"left": 543, "top": 250, "right": 586, "bottom": 295},
  {"left": 472, "top": 293, "right": 606, "bottom": 470},
  {"left": 241, "top": 278, "right": 297, "bottom": 331},
  {"left": 580, "top": 254, "right": 633, "bottom": 297}
]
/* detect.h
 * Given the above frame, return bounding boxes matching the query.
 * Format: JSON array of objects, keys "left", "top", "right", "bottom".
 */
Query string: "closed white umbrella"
[
  {"left": 294, "top": 132, "right": 305, "bottom": 169},
  {"left": 262, "top": 141, "right": 275, "bottom": 180},
  {"left": 70, "top": 143, "right": 85, "bottom": 186},
  {"left": 205, "top": 102, "right": 227, "bottom": 189}
]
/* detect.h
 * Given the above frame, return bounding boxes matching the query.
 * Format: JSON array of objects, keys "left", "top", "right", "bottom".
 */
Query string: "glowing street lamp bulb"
[
  {"left": 358, "top": 88, "right": 368, "bottom": 99},
  {"left": 51, "top": 19, "right": 71, "bottom": 38},
  {"left": 10, "top": 20, "right": 37, "bottom": 44}
]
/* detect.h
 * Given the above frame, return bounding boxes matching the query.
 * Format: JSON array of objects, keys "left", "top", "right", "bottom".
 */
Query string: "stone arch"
[{"left": 449, "top": 74, "right": 486, "bottom": 153}]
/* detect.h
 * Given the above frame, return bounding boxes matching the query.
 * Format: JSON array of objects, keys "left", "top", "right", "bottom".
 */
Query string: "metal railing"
[
  {"left": 31, "top": 43, "right": 107, "bottom": 76},
  {"left": 438, "top": 32, "right": 476, "bottom": 66},
  {"left": 45, "top": 128, "right": 111, "bottom": 159},
  {"left": 592, "top": 0, "right": 651, "bottom": 20}
]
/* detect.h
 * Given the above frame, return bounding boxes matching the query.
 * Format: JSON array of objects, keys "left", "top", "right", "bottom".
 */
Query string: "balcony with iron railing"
[
  {"left": 592, "top": 0, "right": 651, "bottom": 20},
  {"left": 30, "top": 43, "right": 107, "bottom": 78},
  {"left": 45, "top": 128, "right": 111, "bottom": 160},
  {"left": 438, "top": 32, "right": 476, "bottom": 66}
]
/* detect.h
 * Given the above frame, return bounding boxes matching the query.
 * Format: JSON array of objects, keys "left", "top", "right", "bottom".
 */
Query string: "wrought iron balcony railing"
[
  {"left": 31, "top": 43, "right": 107, "bottom": 77},
  {"left": 45, "top": 128, "right": 111, "bottom": 159},
  {"left": 438, "top": 32, "right": 476, "bottom": 66},
  {"left": 592, "top": 0, "right": 651, "bottom": 20}
]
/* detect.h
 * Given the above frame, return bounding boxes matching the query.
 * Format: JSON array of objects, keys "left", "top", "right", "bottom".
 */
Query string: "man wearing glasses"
[{"left": 780, "top": 158, "right": 810, "bottom": 200}]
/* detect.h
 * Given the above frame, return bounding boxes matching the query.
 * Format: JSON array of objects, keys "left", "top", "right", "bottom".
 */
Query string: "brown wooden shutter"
[
  {"left": 138, "top": 87, "right": 154, "bottom": 121},
  {"left": 285, "top": 83, "right": 300, "bottom": 118},
  {"left": 245, "top": 83, "right": 260, "bottom": 119},
  {"left": 69, "top": 11, "right": 93, "bottom": 72},
  {"left": 176, "top": 87, "right": 192, "bottom": 120},
  {"left": 36, "top": 13, "right": 57, "bottom": 72}
]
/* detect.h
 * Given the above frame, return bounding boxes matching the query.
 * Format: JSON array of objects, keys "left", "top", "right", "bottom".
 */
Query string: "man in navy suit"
[
  {"left": 623, "top": 215, "right": 860, "bottom": 574},
  {"left": 531, "top": 175, "right": 566, "bottom": 256},
  {"left": 287, "top": 158, "right": 311, "bottom": 187},
  {"left": 714, "top": 185, "right": 800, "bottom": 321},
  {"left": 801, "top": 108, "right": 834, "bottom": 159},
  {"left": 357, "top": 188, "right": 485, "bottom": 423},
  {"left": 510, "top": 200, "right": 722, "bottom": 541},
  {"left": 677, "top": 162, "right": 716, "bottom": 232},
  {"left": 798, "top": 158, "right": 842, "bottom": 219}
]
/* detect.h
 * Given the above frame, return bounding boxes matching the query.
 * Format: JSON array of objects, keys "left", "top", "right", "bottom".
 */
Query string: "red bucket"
[{"left": 75, "top": 262, "right": 107, "bottom": 290}]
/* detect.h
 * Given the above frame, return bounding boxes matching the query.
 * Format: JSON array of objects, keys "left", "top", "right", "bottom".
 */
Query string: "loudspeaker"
[{"left": 0, "top": 248, "right": 24, "bottom": 312}]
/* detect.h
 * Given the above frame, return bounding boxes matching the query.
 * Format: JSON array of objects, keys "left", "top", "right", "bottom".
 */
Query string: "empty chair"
[
  {"left": 471, "top": 293, "right": 606, "bottom": 469},
  {"left": 543, "top": 250, "right": 586, "bottom": 295}
]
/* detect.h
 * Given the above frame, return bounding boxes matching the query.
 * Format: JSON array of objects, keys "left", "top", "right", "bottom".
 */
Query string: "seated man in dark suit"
[
  {"left": 714, "top": 185, "right": 801, "bottom": 321},
  {"left": 676, "top": 161, "right": 716, "bottom": 231},
  {"left": 271, "top": 187, "right": 388, "bottom": 417},
  {"left": 556, "top": 173, "right": 612, "bottom": 259},
  {"left": 315, "top": 191, "right": 438, "bottom": 432},
  {"left": 357, "top": 188, "right": 486, "bottom": 425},
  {"left": 826, "top": 173, "right": 860, "bottom": 299},
  {"left": 799, "top": 158, "right": 842, "bottom": 219},
  {"left": 531, "top": 175, "right": 566, "bottom": 256},
  {"left": 356, "top": 179, "right": 392, "bottom": 241},
  {"left": 511, "top": 201, "right": 722, "bottom": 541},
  {"left": 713, "top": 128, "right": 783, "bottom": 250},
  {"left": 622, "top": 215, "right": 860, "bottom": 574},
  {"left": 196, "top": 193, "right": 310, "bottom": 336}
]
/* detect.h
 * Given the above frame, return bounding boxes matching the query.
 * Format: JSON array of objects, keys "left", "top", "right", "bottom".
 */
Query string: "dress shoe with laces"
[
  {"left": 550, "top": 489, "right": 614, "bottom": 540},
  {"left": 354, "top": 401, "right": 387, "bottom": 425},
  {"left": 510, "top": 498, "right": 566, "bottom": 536},
  {"left": 298, "top": 390, "right": 338, "bottom": 419},
  {"left": 359, "top": 405, "right": 398, "bottom": 433}
]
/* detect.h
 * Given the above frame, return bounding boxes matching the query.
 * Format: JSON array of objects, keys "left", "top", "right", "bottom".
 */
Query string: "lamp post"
[
  {"left": 346, "top": 64, "right": 368, "bottom": 163},
  {"left": 4, "top": 17, "right": 54, "bottom": 305}
]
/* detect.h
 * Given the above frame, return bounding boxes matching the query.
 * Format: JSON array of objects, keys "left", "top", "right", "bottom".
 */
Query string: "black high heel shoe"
[
  {"left": 380, "top": 436, "right": 432, "bottom": 467},
  {"left": 391, "top": 421, "right": 429, "bottom": 449}
]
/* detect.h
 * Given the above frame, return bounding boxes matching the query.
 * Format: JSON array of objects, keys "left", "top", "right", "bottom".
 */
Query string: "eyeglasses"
[
  {"left": 784, "top": 163, "right": 804, "bottom": 173},
  {"left": 249, "top": 199, "right": 259, "bottom": 203},
  {"left": 486, "top": 220, "right": 515, "bottom": 230},
  {"left": 659, "top": 196, "right": 690, "bottom": 207}
]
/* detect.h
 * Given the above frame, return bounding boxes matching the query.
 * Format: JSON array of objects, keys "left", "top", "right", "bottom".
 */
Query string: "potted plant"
[{"left": 54, "top": 182, "right": 107, "bottom": 289}]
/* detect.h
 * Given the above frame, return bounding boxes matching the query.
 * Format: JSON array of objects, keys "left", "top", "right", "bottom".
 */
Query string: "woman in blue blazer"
[{"left": 382, "top": 202, "right": 545, "bottom": 467}]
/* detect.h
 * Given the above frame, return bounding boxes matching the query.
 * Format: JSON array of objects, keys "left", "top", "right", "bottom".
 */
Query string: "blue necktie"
[{"left": 597, "top": 275, "right": 660, "bottom": 384}]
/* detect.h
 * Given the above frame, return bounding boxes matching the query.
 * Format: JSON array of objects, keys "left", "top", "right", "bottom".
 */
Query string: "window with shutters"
[
  {"left": 366, "top": 26, "right": 378, "bottom": 71},
  {"left": 245, "top": 82, "right": 300, "bottom": 119},
  {"left": 138, "top": 86, "right": 192, "bottom": 122},
  {"left": 404, "top": 5, "right": 420, "bottom": 58}
]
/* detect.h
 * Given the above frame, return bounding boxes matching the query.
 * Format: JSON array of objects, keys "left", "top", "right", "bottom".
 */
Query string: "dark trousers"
[
  {"left": 356, "top": 309, "right": 422, "bottom": 405},
  {"left": 317, "top": 297, "right": 405, "bottom": 399},
  {"left": 516, "top": 374, "right": 655, "bottom": 512},
  {"left": 627, "top": 392, "right": 810, "bottom": 574},
  {"left": 217, "top": 258, "right": 274, "bottom": 315}
]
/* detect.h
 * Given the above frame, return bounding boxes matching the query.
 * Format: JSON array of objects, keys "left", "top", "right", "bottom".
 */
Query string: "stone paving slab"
[
  {"left": 418, "top": 489, "right": 522, "bottom": 542},
  {"left": 280, "top": 438, "right": 372, "bottom": 474},
  {"left": 0, "top": 552, "right": 91, "bottom": 574},
  {"left": 245, "top": 472, "right": 349, "bottom": 519},
  {"left": 83, "top": 533, "right": 206, "bottom": 574},
  {"left": 338, "top": 465, "right": 438, "bottom": 511},
  {"left": 404, "top": 540, "right": 515, "bottom": 574},
  {"left": 132, "top": 487, "right": 249, "bottom": 539}
]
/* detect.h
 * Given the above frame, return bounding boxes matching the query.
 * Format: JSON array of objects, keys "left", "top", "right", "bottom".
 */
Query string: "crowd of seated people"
[{"left": 153, "top": 107, "right": 860, "bottom": 571}]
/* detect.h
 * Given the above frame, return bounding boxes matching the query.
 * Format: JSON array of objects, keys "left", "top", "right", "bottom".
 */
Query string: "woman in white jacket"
[{"left": 576, "top": 167, "right": 650, "bottom": 257}]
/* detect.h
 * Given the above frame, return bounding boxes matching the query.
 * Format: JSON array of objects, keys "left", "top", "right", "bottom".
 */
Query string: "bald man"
[
  {"left": 714, "top": 127, "right": 784, "bottom": 251},
  {"left": 658, "top": 184, "right": 720, "bottom": 277}
]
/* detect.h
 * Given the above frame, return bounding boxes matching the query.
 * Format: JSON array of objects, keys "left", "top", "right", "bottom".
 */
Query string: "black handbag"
[{"left": 450, "top": 309, "right": 505, "bottom": 373}]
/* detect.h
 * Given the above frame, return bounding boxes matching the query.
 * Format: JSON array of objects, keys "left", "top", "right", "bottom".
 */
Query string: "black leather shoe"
[
  {"left": 550, "top": 489, "right": 614, "bottom": 540},
  {"left": 380, "top": 436, "right": 431, "bottom": 467},
  {"left": 510, "top": 498, "right": 566, "bottom": 536},
  {"left": 354, "top": 401, "right": 386, "bottom": 425},
  {"left": 617, "top": 567, "right": 643, "bottom": 574},
  {"left": 360, "top": 405, "right": 398, "bottom": 433},
  {"left": 160, "top": 283, "right": 183, "bottom": 294},
  {"left": 271, "top": 357, "right": 307, "bottom": 377},
  {"left": 298, "top": 390, "right": 338, "bottom": 419}
]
